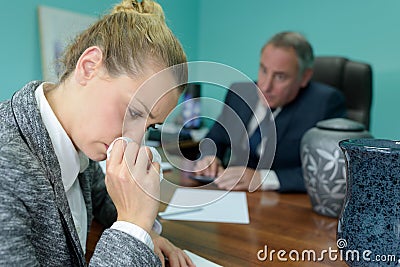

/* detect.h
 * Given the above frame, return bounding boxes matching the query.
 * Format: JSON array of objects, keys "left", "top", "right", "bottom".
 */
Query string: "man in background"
[{"left": 195, "top": 31, "right": 346, "bottom": 192}]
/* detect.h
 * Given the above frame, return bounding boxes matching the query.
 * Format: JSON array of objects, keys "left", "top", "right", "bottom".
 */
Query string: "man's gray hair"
[{"left": 262, "top": 31, "right": 314, "bottom": 76}]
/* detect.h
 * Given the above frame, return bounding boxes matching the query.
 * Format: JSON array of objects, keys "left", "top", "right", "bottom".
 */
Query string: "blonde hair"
[{"left": 59, "top": 0, "right": 187, "bottom": 90}]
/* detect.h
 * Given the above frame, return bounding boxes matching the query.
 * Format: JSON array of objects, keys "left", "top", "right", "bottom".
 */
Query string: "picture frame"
[{"left": 38, "top": 6, "right": 96, "bottom": 82}]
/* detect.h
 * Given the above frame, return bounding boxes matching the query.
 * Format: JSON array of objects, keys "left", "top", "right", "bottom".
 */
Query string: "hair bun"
[{"left": 112, "top": 0, "right": 165, "bottom": 21}]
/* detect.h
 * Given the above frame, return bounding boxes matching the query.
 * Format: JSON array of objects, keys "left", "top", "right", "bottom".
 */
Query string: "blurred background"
[{"left": 1, "top": 0, "right": 398, "bottom": 139}]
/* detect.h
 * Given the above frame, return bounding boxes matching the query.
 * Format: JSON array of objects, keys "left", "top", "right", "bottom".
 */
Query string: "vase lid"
[
  {"left": 316, "top": 118, "right": 365, "bottom": 132},
  {"left": 340, "top": 138, "right": 400, "bottom": 151}
]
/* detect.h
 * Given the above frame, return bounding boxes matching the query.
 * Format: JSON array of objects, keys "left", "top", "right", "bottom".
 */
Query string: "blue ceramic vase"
[{"left": 337, "top": 139, "right": 400, "bottom": 266}]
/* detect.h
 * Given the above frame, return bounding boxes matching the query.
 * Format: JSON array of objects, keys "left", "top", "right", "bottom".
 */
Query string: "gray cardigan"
[{"left": 0, "top": 81, "right": 161, "bottom": 266}]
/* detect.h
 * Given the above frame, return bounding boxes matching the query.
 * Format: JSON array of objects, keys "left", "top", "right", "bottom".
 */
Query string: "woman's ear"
[{"left": 74, "top": 46, "right": 103, "bottom": 85}]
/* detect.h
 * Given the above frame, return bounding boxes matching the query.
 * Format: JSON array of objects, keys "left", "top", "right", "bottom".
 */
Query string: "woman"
[{"left": 0, "top": 0, "right": 194, "bottom": 266}]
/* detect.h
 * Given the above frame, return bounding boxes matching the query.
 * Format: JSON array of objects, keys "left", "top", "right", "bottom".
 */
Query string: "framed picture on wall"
[{"left": 38, "top": 6, "right": 96, "bottom": 82}]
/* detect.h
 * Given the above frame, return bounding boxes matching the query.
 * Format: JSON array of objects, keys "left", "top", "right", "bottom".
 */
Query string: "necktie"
[
  {"left": 248, "top": 108, "right": 275, "bottom": 156},
  {"left": 249, "top": 126, "right": 261, "bottom": 156}
]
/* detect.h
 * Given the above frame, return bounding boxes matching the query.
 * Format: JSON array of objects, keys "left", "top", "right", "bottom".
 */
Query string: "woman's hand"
[
  {"left": 150, "top": 231, "right": 195, "bottom": 267},
  {"left": 105, "top": 139, "right": 160, "bottom": 233}
]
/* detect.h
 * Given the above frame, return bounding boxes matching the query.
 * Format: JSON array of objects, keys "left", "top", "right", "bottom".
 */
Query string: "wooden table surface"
[{"left": 86, "top": 169, "right": 347, "bottom": 266}]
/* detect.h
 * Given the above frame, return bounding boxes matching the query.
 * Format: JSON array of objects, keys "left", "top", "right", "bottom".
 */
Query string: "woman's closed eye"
[{"left": 129, "top": 108, "right": 143, "bottom": 119}]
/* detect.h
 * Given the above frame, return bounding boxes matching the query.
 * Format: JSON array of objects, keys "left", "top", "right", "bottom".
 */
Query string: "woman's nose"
[{"left": 122, "top": 129, "right": 145, "bottom": 145}]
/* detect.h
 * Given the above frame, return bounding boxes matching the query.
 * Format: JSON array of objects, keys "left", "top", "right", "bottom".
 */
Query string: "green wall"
[
  {"left": 1, "top": 0, "right": 399, "bottom": 139},
  {"left": 197, "top": 0, "right": 400, "bottom": 139}
]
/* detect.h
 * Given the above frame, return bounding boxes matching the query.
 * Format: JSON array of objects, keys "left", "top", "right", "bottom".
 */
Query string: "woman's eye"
[{"left": 129, "top": 109, "right": 142, "bottom": 119}]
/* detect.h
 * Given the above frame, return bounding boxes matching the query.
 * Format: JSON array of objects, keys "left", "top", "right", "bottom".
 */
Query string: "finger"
[
  {"left": 165, "top": 253, "right": 180, "bottom": 267},
  {"left": 149, "top": 161, "right": 161, "bottom": 177},
  {"left": 204, "top": 159, "right": 216, "bottom": 177},
  {"left": 209, "top": 161, "right": 218, "bottom": 177},
  {"left": 146, "top": 146, "right": 155, "bottom": 168},
  {"left": 194, "top": 165, "right": 209, "bottom": 176},
  {"left": 194, "top": 162, "right": 204, "bottom": 175},
  {"left": 221, "top": 170, "right": 249, "bottom": 190},
  {"left": 194, "top": 158, "right": 207, "bottom": 173},
  {"left": 183, "top": 251, "right": 195, "bottom": 267},
  {"left": 144, "top": 147, "right": 154, "bottom": 170},
  {"left": 214, "top": 167, "right": 234, "bottom": 183},
  {"left": 213, "top": 171, "right": 227, "bottom": 184},
  {"left": 194, "top": 169, "right": 204, "bottom": 176},
  {"left": 177, "top": 251, "right": 189, "bottom": 267},
  {"left": 127, "top": 146, "right": 152, "bottom": 184},
  {"left": 154, "top": 247, "right": 165, "bottom": 267},
  {"left": 123, "top": 141, "right": 140, "bottom": 169},
  {"left": 145, "top": 162, "right": 161, "bottom": 199},
  {"left": 205, "top": 164, "right": 213, "bottom": 176},
  {"left": 136, "top": 146, "right": 153, "bottom": 170},
  {"left": 107, "top": 139, "right": 126, "bottom": 166},
  {"left": 216, "top": 166, "right": 224, "bottom": 177},
  {"left": 219, "top": 181, "right": 241, "bottom": 190},
  {"left": 216, "top": 178, "right": 237, "bottom": 190},
  {"left": 215, "top": 173, "right": 240, "bottom": 189}
]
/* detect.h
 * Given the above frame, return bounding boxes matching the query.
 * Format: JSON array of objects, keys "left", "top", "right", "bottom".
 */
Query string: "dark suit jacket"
[{"left": 205, "top": 81, "right": 346, "bottom": 192}]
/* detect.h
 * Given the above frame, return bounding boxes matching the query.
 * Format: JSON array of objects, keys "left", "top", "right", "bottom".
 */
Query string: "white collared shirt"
[
  {"left": 247, "top": 100, "right": 281, "bottom": 191},
  {"left": 35, "top": 83, "right": 88, "bottom": 251}
]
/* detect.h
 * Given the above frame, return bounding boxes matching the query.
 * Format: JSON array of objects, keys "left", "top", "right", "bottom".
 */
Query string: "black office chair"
[{"left": 311, "top": 56, "right": 373, "bottom": 130}]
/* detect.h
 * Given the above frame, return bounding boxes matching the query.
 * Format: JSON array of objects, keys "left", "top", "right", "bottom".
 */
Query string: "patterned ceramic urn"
[{"left": 300, "top": 118, "right": 372, "bottom": 217}]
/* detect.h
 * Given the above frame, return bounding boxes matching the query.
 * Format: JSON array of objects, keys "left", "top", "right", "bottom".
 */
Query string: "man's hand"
[
  {"left": 194, "top": 155, "right": 223, "bottom": 177},
  {"left": 214, "top": 166, "right": 261, "bottom": 192},
  {"left": 150, "top": 231, "right": 195, "bottom": 267}
]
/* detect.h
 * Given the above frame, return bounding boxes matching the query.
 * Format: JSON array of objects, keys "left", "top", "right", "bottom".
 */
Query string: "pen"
[{"left": 158, "top": 208, "right": 203, "bottom": 218}]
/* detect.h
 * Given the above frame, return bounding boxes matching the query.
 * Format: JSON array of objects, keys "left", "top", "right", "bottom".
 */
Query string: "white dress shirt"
[
  {"left": 35, "top": 83, "right": 88, "bottom": 251},
  {"left": 35, "top": 83, "right": 154, "bottom": 251},
  {"left": 247, "top": 100, "right": 281, "bottom": 191}
]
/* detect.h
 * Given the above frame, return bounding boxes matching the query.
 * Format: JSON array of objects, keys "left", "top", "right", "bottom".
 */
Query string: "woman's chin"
[{"left": 87, "top": 152, "right": 107, "bottom": 162}]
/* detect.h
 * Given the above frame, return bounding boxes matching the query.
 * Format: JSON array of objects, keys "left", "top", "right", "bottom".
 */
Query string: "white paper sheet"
[
  {"left": 184, "top": 250, "right": 223, "bottom": 267},
  {"left": 160, "top": 188, "right": 249, "bottom": 224}
]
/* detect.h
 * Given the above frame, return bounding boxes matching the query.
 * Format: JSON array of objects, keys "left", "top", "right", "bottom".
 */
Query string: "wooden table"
[{"left": 86, "top": 170, "right": 347, "bottom": 266}]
